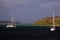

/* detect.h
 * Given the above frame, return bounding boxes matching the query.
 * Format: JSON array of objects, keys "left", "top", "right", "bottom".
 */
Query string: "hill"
[
  {"left": 34, "top": 16, "right": 60, "bottom": 26},
  {"left": 0, "top": 21, "right": 20, "bottom": 24}
]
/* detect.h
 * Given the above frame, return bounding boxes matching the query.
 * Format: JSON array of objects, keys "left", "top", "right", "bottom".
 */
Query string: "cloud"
[
  {"left": 0, "top": 0, "right": 32, "bottom": 3},
  {"left": 0, "top": 0, "right": 60, "bottom": 23},
  {"left": 43, "top": 2, "right": 60, "bottom": 9},
  {"left": 0, "top": 0, "right": 32, "bottom": 7},
  {"left": 34, "top": 0, "right": 60, "bottom": 10}
]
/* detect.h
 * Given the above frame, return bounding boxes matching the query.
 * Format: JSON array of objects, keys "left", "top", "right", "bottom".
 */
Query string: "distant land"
[
  {"left": 1, "top": 16, "right": 60, "bottom": 26},
  {"left": 0, "top": 21, "right": 20, "bottom": 24},
  {"left": 34, "top": 16, "right": 60, "bottom": 26}
]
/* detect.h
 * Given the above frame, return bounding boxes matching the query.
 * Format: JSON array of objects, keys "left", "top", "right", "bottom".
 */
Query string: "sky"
[{"left": 0, "top": 0, "right": 60, "bottom": 23}]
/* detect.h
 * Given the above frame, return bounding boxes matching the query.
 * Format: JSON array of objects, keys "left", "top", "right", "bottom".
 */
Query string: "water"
[{"left": 0, "top": 25, "right": 60, "bottom": 40}]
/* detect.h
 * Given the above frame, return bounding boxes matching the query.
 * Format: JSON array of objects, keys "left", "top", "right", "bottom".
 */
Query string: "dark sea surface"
[{"left": 0, "top": 25, "right": 60, "bottom": 40}]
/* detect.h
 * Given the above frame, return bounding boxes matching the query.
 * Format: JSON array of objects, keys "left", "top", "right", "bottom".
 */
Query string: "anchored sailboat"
[
  {"left": 6, "top": 14, "right": 16, "bottom": 28},
  {"left": 50, "top": 11, "right": 55, "bottom": 31}
]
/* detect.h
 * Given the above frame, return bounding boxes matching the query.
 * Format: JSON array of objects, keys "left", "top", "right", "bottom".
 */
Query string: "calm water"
[{"left": 0, "top": 25, "right": 60, "bottom": 40}]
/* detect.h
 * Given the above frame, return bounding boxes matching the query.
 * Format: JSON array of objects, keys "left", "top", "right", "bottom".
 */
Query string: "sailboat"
[
  {"left": 50, "top": 11, "right": 55, "bottom": 31},
  {"left": 6, "top": 14, "right": 16, "bottom": 28}
]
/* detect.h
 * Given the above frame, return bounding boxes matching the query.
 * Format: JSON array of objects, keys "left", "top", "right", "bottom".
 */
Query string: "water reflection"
[{"left": 0, "top": 26, "right": 60, "bottom": 40}]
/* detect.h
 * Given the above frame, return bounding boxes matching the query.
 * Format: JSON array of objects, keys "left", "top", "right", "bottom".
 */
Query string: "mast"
[
  {"left": 11, "top": 14, "right": 14, "bottom": 25},
  {"left": 50, "top": 11, "right": 55, "bottom": 31},
  {"left": 53, "top": 11, "right": 55, "bottom": 27},
  {"left": 11, "top": 14, "right": 16, "bottom": 25},
  {"left": 11, "top": 14, "right": 13, "bottom": 23}
]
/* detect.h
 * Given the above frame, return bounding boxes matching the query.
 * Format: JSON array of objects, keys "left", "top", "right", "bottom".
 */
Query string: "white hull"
[
  {"left": 50, "top": 27, "right": 55, "bottom": 31},
  {"left": 6, "top": 24, "right": 16, "bottom": 28}
]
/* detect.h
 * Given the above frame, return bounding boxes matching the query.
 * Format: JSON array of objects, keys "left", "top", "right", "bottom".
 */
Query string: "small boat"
[
  {"left": 6, "top": 24, "right": 16, "bottom": 28},
  {"left": 6, "top": 14, "right": 16, "bottom": 28},
  {"left": 50, "top": 11, "right": 55, "bottom": 31}
]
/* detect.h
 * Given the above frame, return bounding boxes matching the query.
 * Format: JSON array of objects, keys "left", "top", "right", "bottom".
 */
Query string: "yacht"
[
  {"left": 50, "top": 11, "right": 55, "bottom": 31},
  {"left": 6, "top": 14, "right": 16, "bottom": 28}
]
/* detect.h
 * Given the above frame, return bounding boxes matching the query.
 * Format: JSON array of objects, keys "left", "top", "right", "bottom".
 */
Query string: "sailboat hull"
[
  {"left": 50, "top": 27, "right": 55, "bottom": 31},
  {"left": 6, "top": 24, "right": 16, "bottom": 28}
]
